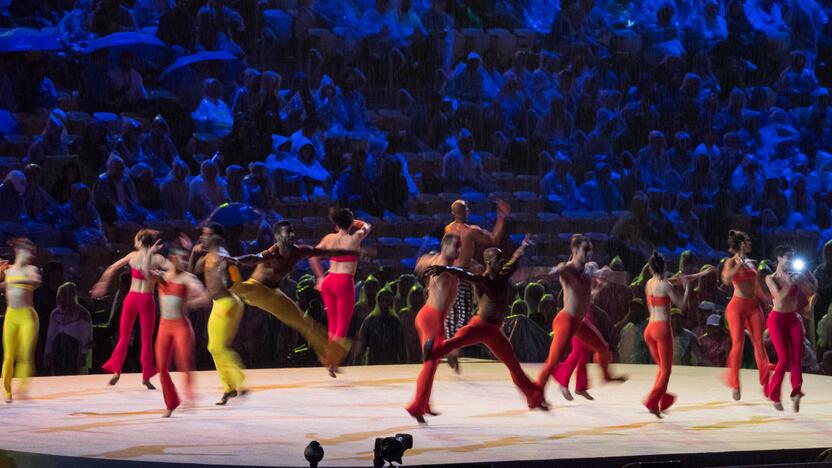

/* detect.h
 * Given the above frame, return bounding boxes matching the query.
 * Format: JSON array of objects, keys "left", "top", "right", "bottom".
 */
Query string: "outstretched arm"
[
  {"left": 473, "top": 200, "right": 511, "bottom": 247},
  {"left": 233, "top": 245, "right": 279, "bottom": 266},
  {"left": 184, "top": 274, "right": 211, "bottom": 310},
  {"left": 424, "top": 265, "right": 484, "bottom": 285},
  {"left": 501, "top": 234, "right": 531, "bottom": 276},
  {"left": 351, "top": 219, "right": 372, "bottom": 240},
  {"left": 91, "top": 253, "right": 133, "bottom": 298}
]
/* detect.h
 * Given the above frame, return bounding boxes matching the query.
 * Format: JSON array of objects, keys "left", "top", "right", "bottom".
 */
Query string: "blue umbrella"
[
  {"left": 159, "top": 50, "right": 238, "bottom": 86},
  {"left": 0, "top": 28, "right": 62, "bottom": 53},
  {"left": 205, "top": 203, "right": 263, "bottom": 227},
  {"left": 82, "top": 32, "right": 166, "bottom": 58}
]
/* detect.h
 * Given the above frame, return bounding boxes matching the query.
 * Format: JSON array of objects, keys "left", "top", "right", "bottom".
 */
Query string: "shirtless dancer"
[
  {"left": 229, "top": 221, "right": 358, "bottom": 375},
  {"left": 537, "top": 234, "right": 627, "bottom": 391},
  {"left": 189, "top": 223, "right": 246, "bottom": 406},
  {"left": 404, "top": 234, "right": 462, "bottom": 423},
  {"left": 443, "top": 199, "right": 510, "bottom": 371},
  {"left": 422, "top": 235, "right": 548, "bottom": 415}
]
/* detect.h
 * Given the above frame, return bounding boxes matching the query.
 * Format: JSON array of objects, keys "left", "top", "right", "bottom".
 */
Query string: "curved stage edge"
[{"left": 1, "top": 363, "right": 831, "bottom": 468}]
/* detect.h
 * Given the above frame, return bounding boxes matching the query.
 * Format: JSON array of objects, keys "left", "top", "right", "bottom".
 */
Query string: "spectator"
[
  {"left": 442, "top": 128, "right": 484, "bottom": 192},
  {"left": 92, "top": 0, "right": 137, "bottom": 36},
  {"left": 116, "top": 118, "right": 144, "bottom": 166},
  {"left": 398, "top": 284, "right": 425, "bottom": 364},
  {"left": 541, "top": 152, "right": 583, "bottom": 211},
  {"left": 139, "top": 115, "right": 178, "bottom": 178},
  {"left": 108, "top": 52, "right": 148, "bottom": 112},
  {"left": 44, "top": 282, "right": 93, "bottom": 376},
  {"left": 130, "top": 163, "right": 162, "bottom": 214},
  {"left": 92, "top": 153, "right": 146, "bottom": 223},
  {"left": 55, "top": 183, "right": 107, "bottom": 246},
  {"left": 354, "top": 288, "right": 405, "bottom": 365},
  {"left": 449, "top": 52, "right": 486, "bottom": 106},
  {"left": 50, "top": 161, "right": 82, "bottom": 205},
  {"left": 25, "top": 109, "right": 69, "bottom": 166},
  {"left": 338, "top": 68, "right": 370, "bottom": 131},
  {"left": 579, "top": 163, "right": 624, "bottom": 212},
  {"left": 160, "top": 158, "right": 192, "bottom": 221},
  {"left": 617, "top": 299, "right": 650, "bottom": 364},
  {"left": 699, "top": 313, "right": 731, "bottom": 367},
  {"left": 231, "top": 69, "right": 263, "bottom": 119},
  {"left": 192, "top": 78, "right": 234, "bottom": 137},
  {"left": 22, "top": 164, "right": 58, "bottom": 223},
  {"left": 813, "top": 240, "right": 832, "bottom": 326},
  {"left": 0, "top": 170, "right": 28, "bottom": 222},
  {"left": 373, "top": 156, "right": 409, "bottom": 216},
  {"left": 243, "top": 162, "right": 275, "bottom": 212},
  {"left": 671, "top": 309, "right": 702, "bottom": 365},
  {"left": 157, "top": 0, "right": 196, "bottom": 51},
  {"left": 189, "top": 158, "right": 229, "bottom": 221},
  {"left": 34, "top": 261, "right": 64, "bottom": 374}
]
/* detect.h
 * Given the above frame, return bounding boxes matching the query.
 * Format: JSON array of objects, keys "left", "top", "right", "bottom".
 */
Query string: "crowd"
[{"left": 1, "top": 0, "right": 832, "bottom": 378}]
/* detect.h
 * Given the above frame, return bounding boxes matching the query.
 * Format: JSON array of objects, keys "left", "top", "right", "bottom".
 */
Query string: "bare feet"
[
  {"left": 732, "top": 388, "right": 741, "bottom": 401},
  {"left": 792, "top": 393, "right": 803, "bottom": 413},
  {"left": 559, "top": 386, "right": 574, "bottom": 401},
  {"left": 575, "top": 390, "right": 594, "bottom": 401},
  {"left": 773, "top": 401, "right": 784, "bottom": 411},
  {"left": 109, "top": 373, "right": 121, "bottom": 386},
  {"left": 143, "top": 380, "right": 156, "bottom": 390},
  {"left": 216, "top": 390, "right": 238, "bottom": 405},
  {"left": 447, "top": 354, "right": 460, "bottom": 374},
  {"left": 406, "top": 408, "right": 426, "bottom": 424}
]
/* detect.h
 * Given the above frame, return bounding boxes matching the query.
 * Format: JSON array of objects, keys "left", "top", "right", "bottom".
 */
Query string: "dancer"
[
  {"left": 721, "top": 230, "right": 772, "bottom": 400},
  {"left": 642, "top": 251, "right": 690, "bottom": 418},
  {"left": 443, "top": 199, "right": 510, "bottom": 371},
  {"left": 310, "top": 208, "right": 371, "bottom": 355},
  {"left": 189, "top": 223, "right": 245, "bottom": 405},
  {"left": 404, "top": 233, "right": 462, "bottom": 423},
  {"left": 229, "top": 221, "right": 358, "bottom": 376},
  {"left": 423, "top": 235, "right": 548, "bottom": 414},
  {"left": 537, "top": 234, "right": 627, "bottom": 391},
  {"left": 92, "top": 229, "right": 166, "bottom": 388},
  {"left": 764, "top": 245, "right": 816, "bottom": 412},
  {"left": 1, "top": 238, "right": 41, "bottom": 403},
  {"left": 149, "top": 242, "right": 209, "bottom": 417}
]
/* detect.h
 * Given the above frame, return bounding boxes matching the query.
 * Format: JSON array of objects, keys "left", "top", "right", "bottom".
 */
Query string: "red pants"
[
  {"left": 103, "top": 291, "right": 157, "bottom": 381},
  {"left": 554, "top": 336, "right": 589, "bottom": 392},
  {"left": 537, "top": 312, "right": 612, "bottom": 388},
  {"left": 764, "top": 311, "right": 803, "bottom": 403},
  {"left": 431, "top": 315, "right": 543, "bottom": 408},
  {"left": 405, "top": 305, "right": 445, "bottom": 415},
  {"left": 725, "top": 296, "right": 771, "bottom": 391},
  {"left": 643, "top": 320, "right": 676, "bottom": 411},
  {"left": 320, "top": 273, "right": 355, "bottom": 340},
  {"left": 155, "top": 317, "right": 195, "bottom": 411}
]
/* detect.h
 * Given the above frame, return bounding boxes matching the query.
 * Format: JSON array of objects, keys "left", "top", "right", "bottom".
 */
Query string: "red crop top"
[
  {"left": 330, "top": 256, "right": 358, "bottom": 263},
  {"left": 158, "top": 281, "right": 188, "bottom": 298},
  {"left": 646, "top": 295, "right": 672, "bottom": 308},
  {"left": 732, "top": 264, "right": 757, "bottom": 285},
  {"left": 131, "top": 268, "right": 146, "bottom": 280}
]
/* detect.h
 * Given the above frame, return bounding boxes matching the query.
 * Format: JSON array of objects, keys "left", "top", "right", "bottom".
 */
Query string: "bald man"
[{"left": 442, "top": 199, "right": 510, "bottom": 371}]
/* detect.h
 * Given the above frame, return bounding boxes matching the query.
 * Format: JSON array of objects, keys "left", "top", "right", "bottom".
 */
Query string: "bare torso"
[
  {"left": 421, "top": 254, "right": 459, "bottom": 313},
  {"left": 129, "top": 250, "right": 164, "bottom": 294},
  {"left": 560, "top": 263, "right": 592, "bottom": 320},
  {"left": 445, "top": 222, "right": 484, "bottom": 268},
  {"left": 319, "top": 232, "right": 361, "bottom": 275},
  {"left": 250, "top": 244, "right": 305, "bottom": 288},
  {"left": 645, "top": 277, "right": 671, "bottom": 322},
  {"left": 204, "top": 250, "right": 230, "bottom": 300}
]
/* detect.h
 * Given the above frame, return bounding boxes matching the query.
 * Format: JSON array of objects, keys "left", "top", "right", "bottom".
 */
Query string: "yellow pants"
[
  {"left": 230, "top": 279, "right": 346, "bottom": 366},
  {"left": 2, "top": 306, "right": 38, "bottom": 399},
  {"left": 207, "top": 295, "right": 244, "bottom": 393}
]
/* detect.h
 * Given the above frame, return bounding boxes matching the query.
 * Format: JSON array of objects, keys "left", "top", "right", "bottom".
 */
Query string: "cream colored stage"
[{"left": 1, "top": 362, "right": 831, "bottom": 467}]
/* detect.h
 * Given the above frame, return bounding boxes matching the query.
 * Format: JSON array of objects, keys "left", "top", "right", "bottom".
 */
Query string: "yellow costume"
[
  {"left": 2, "top": 276, "right": 38, "bottom": 400},
  {"left": 207, "top": 295, "right": 244, "bottom": 393},
  {"left": 230, "top": 279, "right": 346, "bottom": 366}
]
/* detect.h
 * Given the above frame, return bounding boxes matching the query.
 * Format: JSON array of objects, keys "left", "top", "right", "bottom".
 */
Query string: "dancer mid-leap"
[
  {"left": 721, "top": 230, "right": 772, "bottom": 400},
  {"left": 229, "top": 220, "right": 358, "bottom": 376},
  {"left": 537, "top": 234, "right": 627, "bottom": 391},
  {"left": 404, "top": 233, "right": 461, "bottom": 423},
  {"left": 764, "top": 245, "right": 816, "bottom": 412},
  {"left": 92, "top": 229, "right": 166, "bottom": 389},
  {"left": 423, "top": 235, "right": 548, "bottom": 414}
]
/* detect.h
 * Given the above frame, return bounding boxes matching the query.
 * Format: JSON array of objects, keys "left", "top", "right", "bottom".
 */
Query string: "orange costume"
[
  {"left": 725, "top": 265, "right": 772, "bottom": 392},
  {"left": 643, "top": 295, "right": 676, "bottom": 412}
]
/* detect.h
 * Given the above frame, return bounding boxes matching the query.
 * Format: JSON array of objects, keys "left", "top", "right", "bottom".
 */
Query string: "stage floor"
[{"left": 1, "top": 362, "right": 831, "bottom": 467}]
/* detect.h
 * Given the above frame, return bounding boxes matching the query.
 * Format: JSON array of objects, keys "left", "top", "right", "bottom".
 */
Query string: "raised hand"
[
  {"left": 150, "top": 239, "right": 164, "bottom": 254},
  {"left": 496, "top": 199, "right": 511, "bottom": 218},
  {"left": 179, "top": 233, "right": 193, "bottom": 251},
  {"left": 90, "top": 282, "right": 107, "bottom": 299},
  {"left": 520, "top": 233, "right": 533, "bottom": 248}
]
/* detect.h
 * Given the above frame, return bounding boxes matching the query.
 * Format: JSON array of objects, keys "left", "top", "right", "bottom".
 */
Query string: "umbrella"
[
  {"left": 82, "top": 32, "right": 166, "bottom": 60},
  {"left": 159, "top": 50, "right": 238, "bottom": 86},
  {"left": 0, "top": 28, "right": 62, "bottom": 53},
  {"left": 205, "top": 203, "right": 263, "bottom": 227}
]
